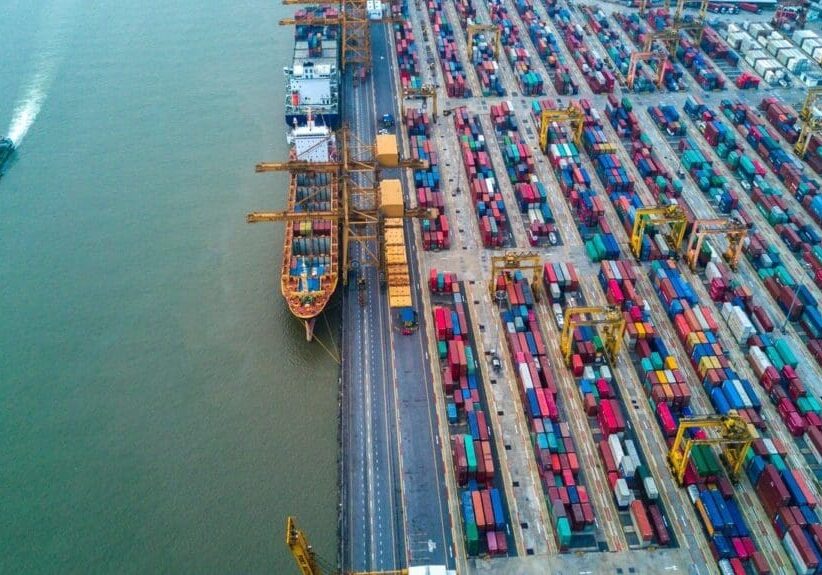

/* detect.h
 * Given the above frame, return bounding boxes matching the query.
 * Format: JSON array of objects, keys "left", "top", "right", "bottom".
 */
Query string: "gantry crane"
[
  {"left": 249, "top": 127, "right": 430, "bottom": 285},
  {"left": 402, "top": 85, "right": 438, "bottom": 120},
  {"left": 559, "top": 306, "right": 626, "bottom": 365},
  {"left": 684, "top": 217, "right": 748, "bottom": 271},
  {"left": 627, "top": 49, "right": 667, "bottom": 91},
  {"left": 538, "top": 105, "right": 585, "bottom": 154},
  {"left": 668, "top": 411, "right": 754, "bottom": 485},
  {"left": 629, "top": 205, "right": 689, "bottom": 260},
  {"left": 467, "top": 24, "right": 502, "bottom": 58},
  {"left": 795, "top": 87, "right": 822, "bottom": 158},
  {"left": 671, "top": 0, "right": 709, "bottom": 44},
  {"left": 286, "top": 517, "right": 409, "bottom": 575},
  {"left": 643, "top": 29, "right": 681, "bottom": 58},
  {"left": 279, "top": 0, "right": 404, "bottom": 75},
  {"left": 489, "top": 252, "right": 542, "bottom": 298}
]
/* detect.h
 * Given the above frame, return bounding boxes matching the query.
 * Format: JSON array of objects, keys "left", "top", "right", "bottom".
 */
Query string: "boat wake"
[
  {"left": 6, "top": 0, "right": 76, "bottom": 147},
  {"left": 7, "top": 57, "right": 57, "bottom": 146}
]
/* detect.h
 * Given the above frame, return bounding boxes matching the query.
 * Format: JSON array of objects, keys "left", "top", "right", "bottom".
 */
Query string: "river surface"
[{"left": 0, "top": 1, "right": 339, "bottom": 572}]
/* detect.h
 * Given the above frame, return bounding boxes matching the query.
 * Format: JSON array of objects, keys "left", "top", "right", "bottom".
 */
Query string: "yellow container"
[
  {"left": 384, "top": 217, "right": 404, "bottom": 228},
  {"left": 664, "top": 356, "right": 678, "bottom": 370},
  {"left": 636, "top": 322, "right": 646, "bottom": 339},
  {"left": 656, "top": 370, "right": 668, "bottom": 385},
  {"left": 385, "top": 227, "right": 405, "bottom": 247},
  {"left": 376, "top": 135, "right": 399, "bottom": 167}
]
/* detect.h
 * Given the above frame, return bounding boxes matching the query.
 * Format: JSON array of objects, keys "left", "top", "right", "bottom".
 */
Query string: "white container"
[
  {"left": 706, "top": 261, "right": 723, "bottom": 282},
  {"left": 614, "top": 478, "right": 633, "bottom": 509},
  {"left": 599, "top": 365, "right": 612, "bottom": 382},
  {"left": 748, "top": 346, "right": 773, "bottom": 377},
  {"left": 609, "top": 433, "right": 625, "bottom": 467},
  {"left": 620, "top": 454, "right": 636, "bottom": 479},
  {"left": 519, "top": 363, "right": 534, "bottom": 389},
  {"left": 643, "top": 476, "right": 659, "bottom": 500}
]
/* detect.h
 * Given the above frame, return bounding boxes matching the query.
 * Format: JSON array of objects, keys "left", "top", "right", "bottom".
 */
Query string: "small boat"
[{"left": 0, "top": 138, "right": 15, "bottom": 176}]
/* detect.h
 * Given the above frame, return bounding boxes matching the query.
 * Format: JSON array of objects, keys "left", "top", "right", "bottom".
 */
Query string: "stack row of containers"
[
  {"left": 599, "top": 256, "right": 766, "bottom": 571},
  {"left": 611, "top": 12, "right": 685, "bottom": 91},
  {"left": 513, "top": 0, "right": 579, "bottom": 95},
  {"left": 761, "top": 96, "right": 822, "bottom": 174},
  {"left": 604, "top": 95, "right": 687, "bottom": 204},
  {"left": 649, "top": 259, "right": 822, "bottom": 574},
  {"left": 576, "top": 99, "right": 685, "bottom": 260},
  {"left": 531, "top": 99, "right": 620, "bottom": 261},
  {"left": 696, "top": 248, "right": 822, "bottom": 454},
  {"left": 682, "top": 96, "right": 821, "bottom": 268},
  {"left": 393, "top": 20, "right": 423, "bottom": 91},
  {"left": 487, "top": 0, "right": 544, "bottom": 95},
  {"left": 489, "top": 102, "right": 559, "bottom": 247},
  {"left": 721, "top": 98, "right": 822, "bottom": 242},
  {"left": 547, "top": 259, "right": 675, "bottom": 548},
  {"left": 646, "top": 103, "right": 751, "bottom": 225},
  {"left": 645, "top": 10, "right": 725, "bottom": 91},
  {"left": 648, "top": 261, "right": 772, "bottom": 574},
  {"left": 548, "top": 7, "right": 615, "bottom": 94},
  {"left": 406, "top": 109, "right": 450, "bottom": 250},
  {"left": 681, "top": 96, "right": 822, "bottom": 367},
  {"left": 452, "top": 0, "right": 505, "bottom": 96},
  {"left": 494, "top": 268, "right": 593, "bottom": 550},
  {"left": 579, "top": 5, "right": 656, "bottom": 93},
  {"left": 453, "top": 107, "right": 511, "bottom": 248},
  {"left": 429, "top": 270, "right": 511, "bottom": 556},
  {"left": 426, "top": 0, "right": 470, "bottom": 97}
]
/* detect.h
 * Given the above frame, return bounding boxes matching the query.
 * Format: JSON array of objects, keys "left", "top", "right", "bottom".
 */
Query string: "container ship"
[
  {"left": 284, "top": 7, "right": 341, "bottom": 130},
  {"left": 0, "top": 138, "right": 14, "bottom": 177},
  {"left": 282, "top": 113, "right": 339, "bottom": 341}
]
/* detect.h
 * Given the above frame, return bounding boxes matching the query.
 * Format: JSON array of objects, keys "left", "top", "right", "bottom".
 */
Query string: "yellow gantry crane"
[
  {"left": 402, "top": 85, "right": 438, "bottom": 120},
  {"left": 249, "top": 128, "right": 430, "bottom": 285},
  {"left": 684, "top": 217, "right": 748, "bottom": 271},
  {"left": 538, "top": 105, "right": 584, "bottom": 153},
  {"left": 467, "top": 23, "right": 502, "bottom": 58},
  {"left": 627, "top": 49, "right": 667, "bottom": 91},
  {"left": 279, "top": 0, "right": 404, "bottom": 74},
  {"left": 286, "top": 517, "right": 409, "bottom": 575},
  {"left": 795, "top": 87, "right": 822, "bottom": 158},
  {"left": 629, "top": 205, "right": 689, "bottom": 260},
  {"left": 668, "top": 411, "right": 754, "bottom": 485},
  {"left": 559, "top": 306, "right": 626, "bottom": 365},
  {"left": 489, "top": 252, "right": 542, "bottom": 297}
]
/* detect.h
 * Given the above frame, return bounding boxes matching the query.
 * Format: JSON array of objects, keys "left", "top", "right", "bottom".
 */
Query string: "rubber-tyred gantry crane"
[
  {"left": 629, "top": 205, "right": 689, "bottom": 260},
  {"left": 467, "top": 23, "right": 502, "bottom": 59},
  {"left": 489, "top": 252, "right": 542, "bottom": 297},
  {"left": 538, "top": 105, "right": 584, "bottom": 153},
  {"left": 684, "top": 217, "right": 748, "bottom": 271},
  {"left": 249, "top": 127, "right": 430, "bottom": 284},
  {"left": 668, "top": 411, "right": 753, "bottom": 485},
  {"left": 401, "top": 85, "right": 438, "bottom": 120},
  {"left": 627, "top": 49, "right": 667, "bottom": 91},
  {"left": 286, "top": 516, "right": 409, "bottom": 575},
  {"left": 795, "top": 87, "right": 822, "bottom": 158},
  {"left": 559, "top": 306, "right": 626, "bottom": 365}
]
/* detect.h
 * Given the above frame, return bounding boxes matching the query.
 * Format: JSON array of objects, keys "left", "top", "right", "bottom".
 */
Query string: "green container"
[
  {"left": 776, "top": 267, "right": 795, "bottom": 287},
  {"left": 775, "top": 339, "right": 799, "bottom": 369},
  {"left": 771, "top": 453, "right": 787, "bottom": 472},
  {"left": 717, "top": 143, "right": 729, "bottom": 159},
  {"left": 438, "top": 340, "right": 448, "bottom": 359},
  {"left": 556, "top": 517, "right": 572, "bottom": 548},
  {"left": 692, "top": 444, "right": 720, "bottom": 476},
  {"left": 622, "top": 97, "right": 633, "bottom": 113},
  {"left": 726, "top": 150, "right": 740, "bottom": 167},
  {"left": 637, "top": 464, "right": 651, "bottom": 482},
  {"left": 464, "top": 435, "right": 477, "bottom": 473},
  {"left": 640, "top": 357, "right": 653, "bottom": 375},
  {"left": 465, "top": 345, "right": 476, "bottom": 375},
  {"left": 465, "top": 520, "right": 480, "bottom": 556},
  {"left": 593, "top": 335, "right": 604, "bottom": 353},
  {"left": 585, "top": 240, "right": 598, "bottom": 262},
  {"left": 765, "top": 346, "right": 785, "bottom": 371},
  {"left": 593, "top": 234, "right": 606, "bottom": 259},
  {"left": 547, "top": 431, "right": 558, "bottom": 453}
]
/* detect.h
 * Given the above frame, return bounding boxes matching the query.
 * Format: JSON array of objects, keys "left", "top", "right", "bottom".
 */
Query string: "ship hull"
[
  {"left": 285, "top": 112, "right": 340, "bottom": 131},
  {"left": 280, "top": 171, "right": 339, "bottom": 341}
]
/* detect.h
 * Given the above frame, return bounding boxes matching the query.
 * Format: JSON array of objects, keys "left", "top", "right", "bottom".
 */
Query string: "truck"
[{"left": 382, "top": 113, "right": 395, "bottom": 129}]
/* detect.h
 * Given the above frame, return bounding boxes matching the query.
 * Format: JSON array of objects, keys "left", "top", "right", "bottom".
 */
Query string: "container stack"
[
  {"left": 497, "top": 269, "right": 594, "bottom": 549},
  {"left": 532, "top": 99, "right": 619, "bottom": 261},
  {"left": 550, "top": 8, "right": 615, "bottom": 94},
  {"left": 645, "top": 8, "right": 672, "bottom": 32},
  {"left": 793, "top": 29, "right": 822, "bottom": 67},
  {"left": 612, "top": 12, "right": 650, "bottom": 50},
  {"left": 700, "top": 27, "right": 740, "bottom": 68},
  {"left": 406, "top": 109, "right": 450, "bottom": 250},
  {"left": 488, "top": 0, "right": 544, "bottom": 96},
  {"left": 427, "top": 0, "right": 470, "bottom": 97},
  {"left": 580, "top": 6, "right": 660, "bottom": 93},
  {"left": 676, "top": 35, "right": 726, "bottom": 91},
  {"left": 759, "top": 95, "right": 822, "bottom": 175},
  {"left": 515, "top": 0, "right": 578, "bottom": 95},
  {"left": 430, "top": 272, "right": 510, "bottom": 557},
  {"left": 605, "top": 95, "right": 684, "bottom": 202},
  {"left": 489, "top": 102, "right": 558, "bottom": 246},
  {"left": 384, "top": 218, "right": 413, "bottom": 309},
  {"left": 453, "top": 107, "right": 510, "bottom": 247},
  {"left": 721, "top": 23, "right": 787, "bottom": 86},
  {"left": 393, "top": 21, "right": 422, "bottom": 91}
]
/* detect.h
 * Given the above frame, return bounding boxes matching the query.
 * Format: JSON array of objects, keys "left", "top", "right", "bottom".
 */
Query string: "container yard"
[{"left": 270, "top": 0, "right": 822, "bottom": 573}]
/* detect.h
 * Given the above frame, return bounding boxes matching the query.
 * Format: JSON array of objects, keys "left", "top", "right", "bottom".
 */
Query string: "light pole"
[{"left": 782, "top": 284, "right": 801, "bottom": 334}]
